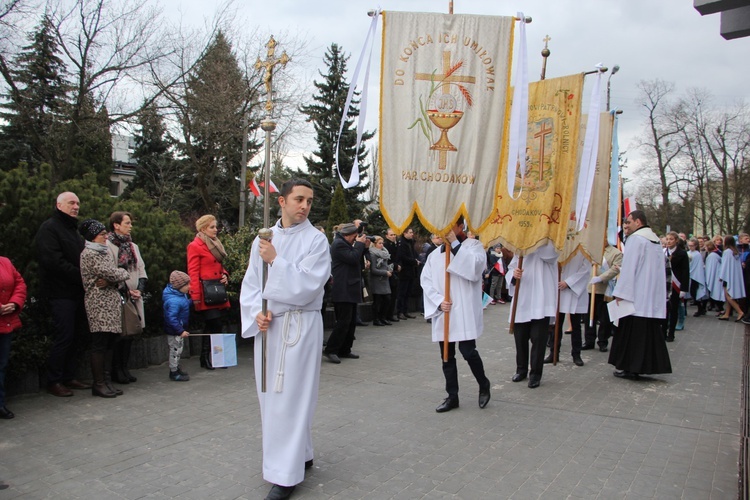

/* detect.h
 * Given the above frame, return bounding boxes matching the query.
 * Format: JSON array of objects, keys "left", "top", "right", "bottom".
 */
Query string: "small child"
[{"left": 163, "top": 271, "right": 191, "bottom": 381}]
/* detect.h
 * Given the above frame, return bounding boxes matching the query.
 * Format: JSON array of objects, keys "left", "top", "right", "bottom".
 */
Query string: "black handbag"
[{"left": 202, "top": 279, "right": 227, "bottom": 305}]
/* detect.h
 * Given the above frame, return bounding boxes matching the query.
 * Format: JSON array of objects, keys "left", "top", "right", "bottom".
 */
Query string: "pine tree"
[
  {"left": 0, "top": 15, "right": 70, "bottom": 174},
  {"left": 180, "top": 31, "right": 259, "bottom": 224},
  {"left": 300, "top": 43, "right": 374, "bottom": 226}
]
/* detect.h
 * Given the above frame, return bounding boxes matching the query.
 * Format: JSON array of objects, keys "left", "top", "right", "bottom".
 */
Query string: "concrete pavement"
[{"left": 0, "top": 302, "right": 742, "bottom": 499}]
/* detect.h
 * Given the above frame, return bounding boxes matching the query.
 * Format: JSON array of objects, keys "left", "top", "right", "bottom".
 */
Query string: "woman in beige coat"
[
  {"left": 106, "top": 211, "right": 147, "bottom": 384},
  {"left": 79, "top": 219, "right": 130, "bottom": 398}
]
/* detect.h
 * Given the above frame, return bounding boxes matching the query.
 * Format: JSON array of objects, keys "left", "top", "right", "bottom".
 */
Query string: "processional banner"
[
  {"left": 481, "top": 73, "right": 584, "bottom": 255},
  {"left": 560, "top": 112, "right": 614, "bottom": 265},
  {"left": 379, "top": 11, "right": 514, "bottom": 234}
]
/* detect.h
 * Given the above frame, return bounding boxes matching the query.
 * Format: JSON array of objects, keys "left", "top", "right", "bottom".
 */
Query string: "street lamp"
[{"left": 606, "top": 64, "right": 620, "bottom": 111}]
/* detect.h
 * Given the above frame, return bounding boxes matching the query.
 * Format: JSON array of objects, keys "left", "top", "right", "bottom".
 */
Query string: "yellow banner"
[
  {"left": 482, "top": 74, "right": 584, "bottom": 255},
  {"left": 560, "top": 112, "right": 614, "bottom": 265}
]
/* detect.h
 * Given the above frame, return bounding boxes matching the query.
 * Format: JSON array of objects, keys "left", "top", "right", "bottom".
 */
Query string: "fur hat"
[
  {"left": 79, "top": 219, "right": 106, "bottom": 241},
  {"left": 338, "top": 223, "right": 358, "bottom": 236},
  {"left": 169, "top": 271, "right": 190, "bottom": 289}
]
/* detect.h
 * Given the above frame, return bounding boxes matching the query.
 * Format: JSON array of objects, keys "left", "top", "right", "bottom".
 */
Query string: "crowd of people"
[{"left": 3, "top": 185, "right": 750, "bottom": 500}]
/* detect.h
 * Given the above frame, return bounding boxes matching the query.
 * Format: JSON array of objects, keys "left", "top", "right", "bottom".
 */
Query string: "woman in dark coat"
[
  {"left": 187, "top": 215, "right": 230, "bottom": 369},
  {"left": 0, "top": 256, "right": 26, "bottom": 418}
]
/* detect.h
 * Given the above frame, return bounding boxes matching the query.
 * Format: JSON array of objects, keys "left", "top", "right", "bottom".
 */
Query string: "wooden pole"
[
  {"left": 553, "top": 263, "right": 561, "bottom": 365},
  {"left": 589, "top": 264, "right": 598, "bottom": 327},
  {"left": 509, "top": 256, "right": 523, "bottom": 334},
  {"left": 443, "top": 245, "right": 451, "bottom": 362}
]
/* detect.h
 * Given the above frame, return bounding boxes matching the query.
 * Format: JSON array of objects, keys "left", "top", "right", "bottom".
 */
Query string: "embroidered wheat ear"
[
  {"left": 444, "top": 60, "right": 464, "bottom": 78},
  {"left": 458, "top": 85, "right": 473, "bottom": 107}
]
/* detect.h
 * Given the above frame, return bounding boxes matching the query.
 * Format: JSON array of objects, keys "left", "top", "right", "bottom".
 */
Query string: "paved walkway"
[{"left": 0, "top": 302, "right": 742, "bottom": 499}]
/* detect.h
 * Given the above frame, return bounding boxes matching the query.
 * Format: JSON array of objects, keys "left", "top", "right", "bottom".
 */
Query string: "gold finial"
[
  {"left": 254, "top": 36, "right": 290, "bottom": 115},
  {"left": 540, "top": 35, "right": 551, "bottom": 81}
]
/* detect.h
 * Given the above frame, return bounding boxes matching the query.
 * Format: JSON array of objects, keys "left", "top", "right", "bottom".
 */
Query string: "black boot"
[
  {"left": 111, "top": 341, "right": 129, "bottom": 384},
  {"left": 104, "top": 350, "right": 123, "bottom": 396},
  {"left": 120, "top": 337, "right": 137, "bottom": 382},
  {"left": 200, "top": 336, "right": 214, "bottom": 370},
  {"left": 91, "top": 352, "right": 116, "bottom": 398}
]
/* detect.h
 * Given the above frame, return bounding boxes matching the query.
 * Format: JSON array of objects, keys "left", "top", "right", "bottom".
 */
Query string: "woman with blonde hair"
[{"left": 187, "top": 215, "right": 230, "bottom": 369}]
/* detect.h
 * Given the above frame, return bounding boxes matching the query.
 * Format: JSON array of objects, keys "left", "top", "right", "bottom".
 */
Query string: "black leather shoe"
[
  {"left": 435, "top": 397, "right": 459, "bottom": 413},
  {"left": 390, "top": 316, "right": 400, "bottom": 322},
  {"left": 382, "top": 320, "right": 392, "bottom": 325},
  {"left": 305, "top": 459, "right": 313, "bottom": 470},
  {"left": 340, "top": 352, "right": 359, "bottom": 359},
  {"left": 528, "top": 379, "right": 540, "bottom": 388},
  {"left": 572, "top": 356, "right": 584, "bottom": 367},
  {"left": 580, "top": 343, "right": 595, "bottom": 350},
  {"left": 265, "top": 484, "right": 296, "bottom": 500},
  {"left": 543, "top": 354, "right": 557, "bottom": 364},
  {"left": 398, "top": 313, "right": 408, "bottom": 320},
  {"left": 478, "top": 384, "right": 490, "bottom": 408},
  {"left": 324, "top": 352, "right": 341, "bottom": 364},
  {"left": 511, "top": 373, "right": 527, "bottom": 382},
  {"left": 373, "top": 320, "right": 384, "bottom": 326},
  {"left": 0, "top": 406, "right": 14, "bottom": 419},
  {"left": 356, "top": 320, "right": 369, "bottom": 326},
  {"left": 405, "top": 313, "right": 416, "bottom": 319},
  {"left": 599, "top": 346, "right": 608, "bottom": 352},
  {"left": 613, "top": 370, "right": 639, "bottom": 379},
  {"left": 665, "top": 336, "right": 675, "bottom": 342}
]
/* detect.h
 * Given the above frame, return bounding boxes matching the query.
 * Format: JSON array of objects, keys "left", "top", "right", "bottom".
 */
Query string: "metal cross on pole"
[{"left": 254, "top": 35, "right": 289, "bottom": 393}]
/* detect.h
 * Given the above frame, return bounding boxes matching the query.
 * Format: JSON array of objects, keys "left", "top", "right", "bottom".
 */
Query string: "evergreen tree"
[
  {"left": 180, "top": 31, "right": 259, "bottom": 224},
  {"left": 63, "top": 98, "right": 113, "bottom": 186},
  {"left": 0, "top": 15, "right": 70, "bottom": 174},
  {"left": 327, "top": 184, "right": 350, "bottom": 232},
  {"left": 300, "top": 43, "right": 374, "bottom": 226}
]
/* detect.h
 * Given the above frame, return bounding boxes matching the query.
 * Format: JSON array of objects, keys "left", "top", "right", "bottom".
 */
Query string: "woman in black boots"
[{"left": 187, "top": 215, "right": 230, "bottom": 369}]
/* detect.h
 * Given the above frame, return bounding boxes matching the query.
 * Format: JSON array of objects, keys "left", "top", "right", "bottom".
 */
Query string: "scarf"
[
  {"left": 108, "top": 232, "right": 137, "bottom": 270},
  {"left": 369, "top": 245, "right": 392, "bottom": 271},
  {"left": 84, "top": 240, "right": 108, "bottom": 254},
  {"left": 197, "top": 232, "right": 226, "bottom": 263}
]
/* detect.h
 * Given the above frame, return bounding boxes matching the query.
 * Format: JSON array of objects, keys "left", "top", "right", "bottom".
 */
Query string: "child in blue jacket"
[{"left": 163, "top": 271, "right": 191, "bottom": 381}]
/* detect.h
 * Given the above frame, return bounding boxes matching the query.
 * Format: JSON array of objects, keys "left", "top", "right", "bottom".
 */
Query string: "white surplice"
[
  {"left": 720, "top": 249, "right": 746, "bottom": 299},
  {"left": 506, "top": 242, "right": 559, "bottom": 323},
  {"left": 559, "top": 252, "right": 592, "bottom": 314},
  {"left": 421, "top": 238, "right": 486, "bottom": 342},
  {"left": 240, "top": 219, "right": 331, "bottom": 487},
  {"left": 705, "top": 251, "right": 724, "bottom": 301},
  {"left": 687, "top": 249, "right": 707, "bottom": 300},
  {"left": 613, "top": 227, "right": 666, "bottom": 319}
]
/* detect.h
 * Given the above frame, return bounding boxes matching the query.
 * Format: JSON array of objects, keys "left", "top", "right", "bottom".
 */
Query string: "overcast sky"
[{"left": 163, "top": 0, "right": 750, "bottom": 184}]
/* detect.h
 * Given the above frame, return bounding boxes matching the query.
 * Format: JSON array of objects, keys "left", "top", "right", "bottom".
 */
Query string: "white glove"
[
  {"left": 679, "top": 291, "right": 688, "bottom": 299},
  {"left": 589, "top": 276, "right": 603, "bottom": 285}
]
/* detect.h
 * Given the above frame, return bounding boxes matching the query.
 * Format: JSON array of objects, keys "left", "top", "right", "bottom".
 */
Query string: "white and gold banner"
[
  {"left": 560, "top": 112, "right": 615, "bottom": 265},
  {"left": 379, "top": 11, "right": 514, "bottom": 234}
]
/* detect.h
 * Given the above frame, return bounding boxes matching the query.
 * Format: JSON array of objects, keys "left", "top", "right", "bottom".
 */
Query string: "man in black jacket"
[
  {"left": 664, "top": 231, "right": 689, "bottom": 342},
  {"left": 324, "top": 223, "right": 367, "bottom": 363},
  {"left": 35, "top": 192, "right": 90, "bottom": 397},
  {"left": 396, "top": 227, "right": 419, "bottom": 320}
]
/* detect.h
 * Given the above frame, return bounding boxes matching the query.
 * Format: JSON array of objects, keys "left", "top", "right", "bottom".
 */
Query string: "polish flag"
[
  {"left": 493, "top": 260, "right": 506, "bottom": 276},
  {"left": 248, "top": 178, "right": 261, "bottom": 197},
  {"left": 623, "top": 197, "right": 637, "bottom": 218},
  {"left": 259, "top": 180, "right": 279, "bottom": 194}
]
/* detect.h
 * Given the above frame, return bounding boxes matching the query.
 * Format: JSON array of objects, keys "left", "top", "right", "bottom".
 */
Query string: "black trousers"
[
  {"left": 438, "top": 339, "right": 489, "bottom": 399},
  {"left": 326, "top": 302, "right": 357, "bottom": 356},
  {"left": 387, "top": 276, "right": 399, "bottom": 319},
  {"left": 46, "top": 298, "right": 88, "bottom": 385},
  {"left": 397, "top": 278, "right": 413, "bottom": 314},
  {"left": 690, "top": 280, "right": 707, "bottom": 313},
  {"left": 372, "top": 293, "right": 390, "bottom": 322},
  {"left": 584, "top": 294, "right": 615, "bottom": 347},
  {"left": 514, "top": 318, "right": 549, "bottom": 381},
  {"left": 665, "top": 289, "right": 680, "bottom": 338},
  {"left": 550, "top": 313, "right": 583, "bottom": 357}
]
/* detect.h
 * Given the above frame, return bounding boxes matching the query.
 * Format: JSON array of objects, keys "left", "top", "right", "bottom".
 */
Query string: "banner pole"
[
  {"left": 589, "top": 264, "right": 598, "bottom": 328},
  {"left": 553, "top": 263, "right": 561, "bottom": 365},
  {"left": 508, "top": 256, "right": 523, "bottom": 334},
  {"left": 443, "top": 245, "right": 451, "bottom": 362}
]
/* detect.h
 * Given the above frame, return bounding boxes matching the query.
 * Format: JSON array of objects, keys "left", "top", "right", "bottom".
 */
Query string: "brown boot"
[{"left": 91, "top": 352, "right": 116, "bottom": 398}]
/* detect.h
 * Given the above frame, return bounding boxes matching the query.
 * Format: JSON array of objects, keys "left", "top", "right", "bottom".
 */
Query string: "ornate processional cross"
[
  {"left": 533, "top": 121, "right": 553, "bottom": 181},
  {"left": 255, "top": 36, "right": 290, "bottom": 115}
]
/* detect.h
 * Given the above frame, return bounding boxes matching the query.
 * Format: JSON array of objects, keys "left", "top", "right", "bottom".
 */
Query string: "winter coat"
[
  {"left": 368, "top": 246, "right": 393, "bottom": 296},
  {"left": 162, "top": 284, "right": 191, "bottom": 336},
  {"left": 397, "top": 236, "right": 419, "bottom": 279},
  {"left": 34, "top": 209, "right": 85, "bottom": 299},
  {"left": 107, "top": 240, "right": 148, "bottom": 328},
  {"left": 80, "top": 245, "right": 130, "bottom": 333},
  {"left": 330, "top": 233, "right": 366, "bottom": 303},
  {"left": 0, "top": 257, "right": 27, "bottom": 334},
  {"left": 187, "top": 235, "right": 230, "bottom": 312}
]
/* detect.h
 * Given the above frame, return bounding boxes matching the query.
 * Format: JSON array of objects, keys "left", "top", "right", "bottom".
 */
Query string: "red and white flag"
[
  {"left": 249, "top": 178, "right": 261, "bottom": 197},
  {"left": 493, "top": 260, "right": 506, "bottom": 276},
  {"left": 259, "top": 180, "right": 279, "bottom": 194},
  {"left": 623, "top": 197, "right": 637, "bottom": 218}
]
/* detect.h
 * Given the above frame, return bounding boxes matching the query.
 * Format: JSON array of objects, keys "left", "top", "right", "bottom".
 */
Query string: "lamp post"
[{"left": 606, "top": 65, "right": 620, "bottom": 111}]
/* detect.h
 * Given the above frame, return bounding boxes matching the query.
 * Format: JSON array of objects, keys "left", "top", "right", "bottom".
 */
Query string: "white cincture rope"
[{"left": 274, "top": 310, "right": 302, "bottom": 393}]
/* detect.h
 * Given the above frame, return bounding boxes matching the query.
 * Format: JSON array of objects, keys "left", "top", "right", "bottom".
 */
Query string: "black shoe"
[
  {"left": 305, "top": 459, "right": 313, "bottom": 470},
  {"left": 0, "top": 406, "right": 14, "bottom": 419},
  {"left": 398, "top": 313, "right": 408, "bottom": 320},
  {"left": 613, "top": 370, "right": 639, "bottom": 379},
  {"left": 742, "top": 315, "right": 750, "bottom": 325},
  {"left": 390, "top": 316, "right": 400, "bottom": 322},
  {"left": 435, "top": 397, "right": 459, "bottom": 413},
  {"left": 572, "top": 356, "right": 584, "bottom": 367},
  {"left": 478, "top": 384, "right": 491, "bottom": 409},
  {"left": 111, "top": 371, "right": 130, "bottom": 384},
  {"left": 511, "top": 373, "right": 527, "bottom": 382},
  {"left": 528, "top": 378, "right": 540, "bottom": 388},
  {"left": 665, "top": 336, "right": 675, "bottom": 342},
  {"left": 382, "top": 319, "right": 392, "bottom": 326},
  {"left": 373, "top": 320, "right": 384, "bottom": 326},
  {"left": 340, "top": 352, "right": 359, "bottom": 359},
  {"left": 599, "top": 346, "right": 608, "bottom": 352},
  {"left": 405, "top": 313, "right": 416, "bottom": 319},
  {"left": 324, "top": 352, "right": 341, "bottom": 364},
  {"left": 580, "top": 343, "right": 595, "bottom": 351},
  {"left": 356, "top": 320, "right": 369, "bottom": 326},
  {"left": 265, "top": 484, "right": 296, "bottom": 500},
  {"left": 543, "top": 354, "right": 556, "bottom": 364}
]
